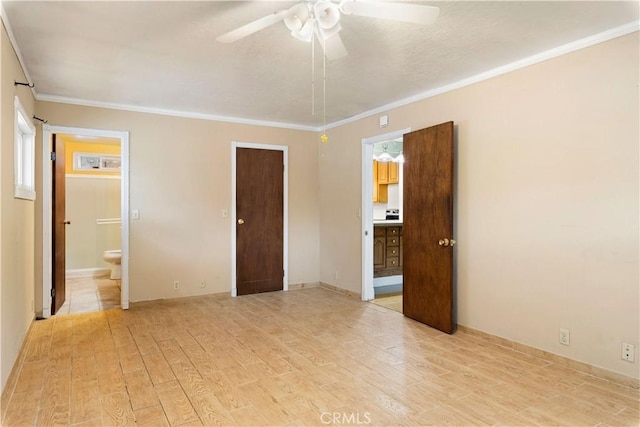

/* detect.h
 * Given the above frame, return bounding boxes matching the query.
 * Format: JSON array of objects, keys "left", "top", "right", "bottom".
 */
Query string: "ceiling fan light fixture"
[
  {"left": 291, "top": 18, "right": 315, "bottom": 42},
  {"left": 314, "top": 1, "right": 341, "bottom": 29},
  {"left": 284, "top": 3, "right": 310, "bottom": 32}
]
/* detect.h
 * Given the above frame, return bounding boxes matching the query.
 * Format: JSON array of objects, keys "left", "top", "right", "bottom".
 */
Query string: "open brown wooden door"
[
  {"left": 403, "top": 121, "right": 455, "bottom": 334},
  {"left": 236, "top": 148, "right": 284, "bottom": 295},
  {"left": 52, "top": 134, "right": 67, "bottom": 314}
]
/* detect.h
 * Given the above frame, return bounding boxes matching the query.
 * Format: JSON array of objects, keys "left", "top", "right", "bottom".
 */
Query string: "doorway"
[
  {"left": 58, "top": 134, "right": 123, "bottom": 314},
  {"left": 42, "top": 125, "right": 130, "bottom": 318},
  {"left": 362, "top": 123, "right": 456, "bottom": 334},
  {"left": 231, "top": 142, "right": 288, "bottom": 297},
  {"left": 372, "top": 138, "right": 405, "bottom": 313},
  {"left": 361, "top": 128, "right": 410, "bottom": 303}
]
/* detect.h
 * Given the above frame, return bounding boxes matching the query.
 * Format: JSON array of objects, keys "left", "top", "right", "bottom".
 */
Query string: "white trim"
[
  {"left": 37, "top": 94, "right": 318, "bottom": 132},
  {"left": 374, "top": 275, "right": 403, "bottom": 288},
  {"left": 66, "top": 268, "right": 110, "bottom": 279},
  {"left": 14, "top": 96, "right": 36, "bottom": 200},
  {"left": 362, "top": 128, "right": 411, "bottom": 302},
  {"left": 328, "top": 22, "right": 640, "bottom": 131},
  {"left": 231, "top": 142, "right": 289, "bottom": 297},
  {"left": 42, "top": 125, "right": 130, "bottom": 317},
  {"left": 21, "top": 21, "right": 638, "bottom": 133},
  {"left": 96, "top": 218, "right": 121, "bottom": 225},
  {"left": 66, "top": 174, "right": 121, "bottom": 180}
]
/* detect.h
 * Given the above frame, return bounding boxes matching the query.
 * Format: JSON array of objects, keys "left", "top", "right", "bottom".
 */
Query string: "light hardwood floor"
[
  {"left": 2, "top": 287, "right": 638, "bottom": 426},
  {"left": 372, "top": 293, "right": 403, "bottom": 314}
]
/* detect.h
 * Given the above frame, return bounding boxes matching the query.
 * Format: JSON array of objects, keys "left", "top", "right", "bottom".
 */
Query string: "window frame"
[{"left": 14, "top": 96, "right": 36, "bottom": 201}]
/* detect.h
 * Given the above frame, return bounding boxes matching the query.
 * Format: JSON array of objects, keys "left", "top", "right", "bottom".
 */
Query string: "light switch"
[{"left": 132, "top": 209, "right": 140, "bottom": 220}]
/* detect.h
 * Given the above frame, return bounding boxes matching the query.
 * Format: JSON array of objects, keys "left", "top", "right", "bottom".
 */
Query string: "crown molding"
[
  {"left": 5, "top": 5, "right": 637, "bottom": 134},
  {"left": 35, "top": 94, "right": 319, "bottom": 132},
  {"left": 326, "top": 20, "right": 640, "bottom": 131}
]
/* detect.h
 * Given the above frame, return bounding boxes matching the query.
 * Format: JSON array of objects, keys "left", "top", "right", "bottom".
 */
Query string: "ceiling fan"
[{"left": 216, "top": 1, "right": 440, "bottom": 60}]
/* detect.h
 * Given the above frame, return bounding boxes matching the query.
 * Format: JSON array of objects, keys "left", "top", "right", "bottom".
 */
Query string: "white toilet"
[{"left": 103, "top": 249, "right": 122, "bottom": 279}]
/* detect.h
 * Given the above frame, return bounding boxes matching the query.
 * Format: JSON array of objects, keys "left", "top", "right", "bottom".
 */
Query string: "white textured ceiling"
[{"left": 2, "top": 1, "right": 638, "bottom": 129}]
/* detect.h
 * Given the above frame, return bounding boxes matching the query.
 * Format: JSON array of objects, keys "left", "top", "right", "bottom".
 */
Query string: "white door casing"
[
  {"left": 41, "top": 124, "right": 130, "bottom": 317},
  {"left": 361, "top": 127, "right": 410, "bottom": 301}
]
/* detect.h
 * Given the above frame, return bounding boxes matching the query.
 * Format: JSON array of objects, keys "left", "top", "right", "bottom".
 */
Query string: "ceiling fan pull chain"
[
  {"left": 323, "top": 36, "right": 326, "bottom": 129},
  {"left": 311, "top": 36, "right": 315, "bottom": 116},
  {"left": 320, "top": 35, "right": 329, "bottom": 143}
]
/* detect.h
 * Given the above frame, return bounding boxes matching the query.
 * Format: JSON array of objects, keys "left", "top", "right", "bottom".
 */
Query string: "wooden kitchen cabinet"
[
  {"left": 373, "top": 160, "right": 388, "bottom": 203},
  {"left": 374, "top": 161, "right": 398, "bottom": 203},
  {"left": 377, "top": 161, "right": 389, "bottom": 184},
  {"left": 373, "top": 224, "right": 403, "bottom": 277},
  {"left": 376, "top": 161, "right": 399, "bottom": 185},
  {"left": 388, "top": 162, "right": 399, "bottom": 184},
  {"left": 373, "top": 227, "right": 386, "bottom": 270}
]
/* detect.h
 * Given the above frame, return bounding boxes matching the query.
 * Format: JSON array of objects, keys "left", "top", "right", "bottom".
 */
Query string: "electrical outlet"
[
  {"left": 200, "top": 281, "right": 206, "bottom": 289},
  {"left": 622, "top": 343, "right": 635, "bottom": 362},
  {"left": 559, "top": 328, "right": 570, "bottom": 346},
  {"left": 173, "top": 280, "right": 179, "bottom": 291}
]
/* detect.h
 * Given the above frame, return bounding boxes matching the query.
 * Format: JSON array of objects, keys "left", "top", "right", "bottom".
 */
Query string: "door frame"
[
  {"left": 231, "top": 142, "right": 288, "bottom": 297},
  {"left": 361, "top": 127, "right": 411, "bottom": 301},
  {"left": 42, "top": 124, "right": 130, "bottom": 317}
]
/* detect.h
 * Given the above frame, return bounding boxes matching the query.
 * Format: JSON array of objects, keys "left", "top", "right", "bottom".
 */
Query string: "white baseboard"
[
  {"left": 374, "top": 275, "right": 403, "bottom": 287},
  {"left": 66, "top": 268, "right": 110, "bottom": 278}
]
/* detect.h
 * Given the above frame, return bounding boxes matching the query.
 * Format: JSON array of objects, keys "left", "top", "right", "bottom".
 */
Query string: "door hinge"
[
  {"left": 50, "top": 152, "right": 56, "bottom": 161},
  {"left": 50, "top": 288, "right": 56, "bottom": 298}
]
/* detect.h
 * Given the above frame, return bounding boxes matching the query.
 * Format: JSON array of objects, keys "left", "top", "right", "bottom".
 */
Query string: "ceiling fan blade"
[
  {"left": 319, "top": 33, "right": 348, "bottom": 60},
  {"left": 340, "top": 1, "right": 439, "bottom": 25},
  {"left": 216, "top": 10, "right": 288, "bottom": 43}
]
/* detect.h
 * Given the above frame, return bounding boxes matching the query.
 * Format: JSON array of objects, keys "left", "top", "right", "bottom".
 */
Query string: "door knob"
[
  {"left": 237, "top": 219, "right": 245, "bottom": 225},
  {"left": 438, "top": 238, "right": 450, "bottom": 247}
]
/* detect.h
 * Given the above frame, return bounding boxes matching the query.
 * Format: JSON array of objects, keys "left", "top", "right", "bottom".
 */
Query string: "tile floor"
[
  {"left": 2, "top": 287, "right": 638, "bottom": 426},
  {"left": 56, "top": 275, "right": 121, "bottom": 315}
]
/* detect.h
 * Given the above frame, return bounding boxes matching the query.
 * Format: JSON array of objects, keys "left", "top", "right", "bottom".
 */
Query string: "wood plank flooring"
[
  {"left": 2, "top": 287, "right": 638, "bottom": 426},
  {"left": 372, "top": 293, "right": 402, "bottom": 314}
]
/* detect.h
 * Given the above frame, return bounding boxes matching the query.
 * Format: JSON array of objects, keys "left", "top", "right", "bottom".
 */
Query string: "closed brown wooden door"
[
  {"left": 403, "top": 121, "right": 455, "bottom": 334},
  {"left": 52, "top": 134, "right": 67, "bottom": 314},
  {"left": 236, "top": 148, "right": 284, "bottom": 295}
]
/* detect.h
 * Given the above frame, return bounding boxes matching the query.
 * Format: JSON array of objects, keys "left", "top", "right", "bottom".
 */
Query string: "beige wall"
[
  {"left": 319, "top": 33, "right": 639, "bottom": 379},
  {"left": 0, "top": 22, "right": 36, "bottom": 391},
  {"left": 33, "top": 103, "right": 320, "bottom": 303},
  {"left": 66, "top": 176, "right": 121, "bottom": 270},
  {"left": 2, "top": 16, "right": 635, "bottom": 399}
]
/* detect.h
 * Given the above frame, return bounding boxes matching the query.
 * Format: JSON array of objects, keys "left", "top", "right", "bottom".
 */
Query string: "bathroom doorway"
[
  {"left": 58, "top": 133, "right": 122, "bottom": 314},
  {"left": 42, "top": 125, "right": 130, "bottom": 318}
]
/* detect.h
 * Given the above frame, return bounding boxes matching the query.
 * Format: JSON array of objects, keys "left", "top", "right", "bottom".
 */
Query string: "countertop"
[{"left": 373, "top": 220, "right": 403, "bottom": 226}]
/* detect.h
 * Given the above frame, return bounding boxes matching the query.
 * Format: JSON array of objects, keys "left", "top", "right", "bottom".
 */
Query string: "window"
[
  {"left": 73, "top": 153, "right": 121, "bottom": 172},
  {"left": 14, "top": 96, "right": 36, "bottom": 200}
]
